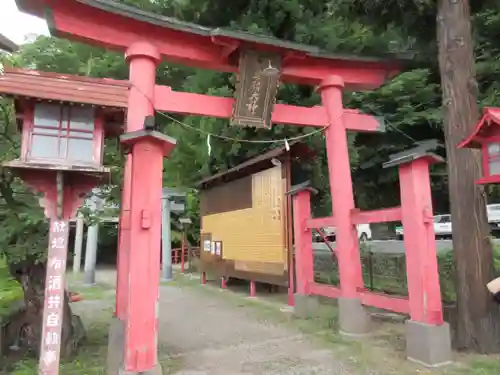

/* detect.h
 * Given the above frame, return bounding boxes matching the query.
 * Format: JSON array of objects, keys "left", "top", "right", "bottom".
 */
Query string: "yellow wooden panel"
[
  {"left": 201, "top": 166, "right": 287, "bottom": 266},
  {"left": 234, "top": 260, "right": 285, "bottom": 275}
]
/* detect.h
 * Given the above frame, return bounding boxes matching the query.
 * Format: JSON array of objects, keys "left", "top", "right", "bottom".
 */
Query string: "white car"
[
  {"left": 395, "top": 214, "right": 452, "bottom": 239},
  {"left": 313, "top": 224, "right": 372, "bottom": 242},
  {"left": 433, "top": 214, "right": 452, "bottom": 238},
  {"left": 487, "top": 204, "right": 500, "bottom": 224},
  {"left": 395, "top": 204, "right": 500, "bottom": 239}
]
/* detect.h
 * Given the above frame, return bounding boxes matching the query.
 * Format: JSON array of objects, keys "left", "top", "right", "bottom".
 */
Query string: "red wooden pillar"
[
  {"left": 109, "top": 42, "right": 161, "bottom": 375},
  {"left": 398, "top": 157, "right": 444, "bottom": 325},
  {"left": 116, "top": 41, "right": 159, "bottom": 320},
  {"left": 392, "top": 151, "right": 451, "bottom": 366},
  {"left": 318, "top": 76, "right": 370, "bottom": 336},
  {"left": 121, "top": 41, "right": 165, "bottom": 375},
  {"left": 287, "top": 183, "right": 319, "bottom": 318},
  {"left": 318, "top": 75, "right": 364, "bottom": 297},
  {"left": 291, "top": 189, "right": 314, "bottom": 295}
]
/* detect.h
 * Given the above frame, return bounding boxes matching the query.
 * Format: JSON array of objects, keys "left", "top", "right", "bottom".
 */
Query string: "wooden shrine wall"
[{"left": 200, "top": 165, "right": 289, "bottom": 285}]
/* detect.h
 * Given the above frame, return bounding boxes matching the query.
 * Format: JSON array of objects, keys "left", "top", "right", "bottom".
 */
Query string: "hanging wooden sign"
[{"left": 231, "top": 49, "right": 281, "bottom": 129}]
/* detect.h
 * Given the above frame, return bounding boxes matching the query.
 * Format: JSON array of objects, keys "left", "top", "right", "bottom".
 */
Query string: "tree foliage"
[{"left": 337, "top": 0, "right": 500, "bottom": 352}]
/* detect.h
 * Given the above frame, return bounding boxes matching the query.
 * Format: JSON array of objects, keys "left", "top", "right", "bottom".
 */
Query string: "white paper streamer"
[
  {"left": 207, "top": 134, "right": 212, "bottom": 156},
  {"left": 284, "top": 138, "right": 290, "bottom": 151}
]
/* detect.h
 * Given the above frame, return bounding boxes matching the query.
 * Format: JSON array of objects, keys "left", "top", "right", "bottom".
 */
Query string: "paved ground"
[{"left": 93, "top": 270, "right": 358, "bottom": 375}]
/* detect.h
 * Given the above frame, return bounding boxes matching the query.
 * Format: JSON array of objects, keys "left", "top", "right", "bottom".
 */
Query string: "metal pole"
[
  {"left": 161, "top": 196, "right": 173, "bottom": 281},
  {"left": 72, "top": 214, "right": 84, "bottom": 274},
  {"left": 83, "top": 223, "right": 99, "bottom": 285}
]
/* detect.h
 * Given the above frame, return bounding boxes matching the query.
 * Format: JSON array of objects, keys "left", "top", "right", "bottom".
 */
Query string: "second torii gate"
[{"left": 16, "top": 1, "right": 410, "bottom": 374}]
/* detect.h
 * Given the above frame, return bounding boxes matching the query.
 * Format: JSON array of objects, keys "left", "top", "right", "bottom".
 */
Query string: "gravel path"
[{"left": 93, "top": 270, "right": 357, "bottom": 375}]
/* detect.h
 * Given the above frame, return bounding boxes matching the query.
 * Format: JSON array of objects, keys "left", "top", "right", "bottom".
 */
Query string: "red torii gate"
[{"left": 13, "top": 0, "right": 444, "bottom": 374}]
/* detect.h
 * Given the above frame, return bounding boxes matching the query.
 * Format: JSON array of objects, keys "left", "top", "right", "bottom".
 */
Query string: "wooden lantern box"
[
  {"left": 459, "top": 107, "right": 500, "bottom": 184},
  {"left": 20, "top": 102, "right": 104, "bottom": 168},
  {"left": 0, "top": 68, "right": 126, "bottom": 179}
]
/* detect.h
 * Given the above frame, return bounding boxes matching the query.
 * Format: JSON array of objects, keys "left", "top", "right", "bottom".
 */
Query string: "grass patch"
[
  {"left": 0, "top": 257, "right": 23, "bottom": 319},
  {"left": 71, "top": 283, "right": 113, "bottom": 301},
  {"left": 8, "top": 310, "right": 183, "bottom": 375},
  {"left": 66, "top": 272, "right": 114, "bottom": 301},
  {"left": 171, "top": 272, "right": 500, "bottom": 375}
]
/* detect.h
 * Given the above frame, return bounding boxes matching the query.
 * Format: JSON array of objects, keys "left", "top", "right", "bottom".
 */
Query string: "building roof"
[
  {"left": 0, "top": 67, "right": 129, "bottom": 108},
  {"left": 16, "top": 0, "right": 412, "bottom": 88},
  {"left": 0, "top": 34, "right": 18, "bottom": 52},
  {"left": 458, "top": 107, "right": 500, "bottom": 149},
  {"left": 197, "top": 141, "right": 313, "bottom": 189}
]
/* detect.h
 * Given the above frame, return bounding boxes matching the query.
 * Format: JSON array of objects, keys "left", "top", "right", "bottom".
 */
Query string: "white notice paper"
[
  {"left": 204, "top": 240, "right": 211, "bottom": 252},
  {"left": 215, "top": 242, "right": 221, "bottom": 256}
]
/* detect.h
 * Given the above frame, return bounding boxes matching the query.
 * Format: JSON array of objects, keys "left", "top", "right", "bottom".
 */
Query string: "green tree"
[{"left": 338, "top": 0, "right": 500, "bottom": 352}]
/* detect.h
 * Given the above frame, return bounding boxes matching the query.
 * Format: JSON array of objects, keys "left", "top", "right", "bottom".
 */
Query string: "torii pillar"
[{"left": 318, "top": 76, "right": 371, "bottom": 336}]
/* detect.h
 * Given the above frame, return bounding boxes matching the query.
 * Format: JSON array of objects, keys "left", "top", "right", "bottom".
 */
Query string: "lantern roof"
[
  {"left": 383, "top": 140, "right": 445, "bottom": 169},
  {"left": 0, "top": 67, "right": 129, "bottom": 108},
  {"left": 285, "top": 180, "right": 318, "bottom": 197},
  {"left": 0, "top": 34, "right": 18, "bottom": 52},
  {"left": 16, "top": 0, "right": 412, "bottom": 89},
  {"left": 458, "top": 108, "right": 500, "bottom": 149}
]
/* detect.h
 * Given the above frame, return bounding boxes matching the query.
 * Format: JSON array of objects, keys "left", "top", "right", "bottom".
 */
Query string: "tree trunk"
[
  {"left": 437, "top": 0, "right": 500, "bottom": 352},
  {"left": 6, "top": 260, "right": 78, "bottom": 358}
]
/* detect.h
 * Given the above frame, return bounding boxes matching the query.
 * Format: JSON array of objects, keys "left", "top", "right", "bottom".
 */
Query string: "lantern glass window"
[
  {"left": 30, "top": 103, "right": 96, "bottom": 164},
  {"left": 488, "top": 142, "right": 500, "bottom": 175},
  {"left": 490, "top": 159, "right": 500, "bottom": 175},
  {"left": 488, "top": 143, "right": 500, "bottom": 157}
]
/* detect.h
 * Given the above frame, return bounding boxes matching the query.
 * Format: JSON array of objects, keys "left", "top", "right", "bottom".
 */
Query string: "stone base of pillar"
[
  {"left": 161, "top": 265, "right": 173, "bottom": 281},
  {"left": 107, "top": 317, "right": 125, "bottom": 375},
  {"left": 338, "top": 297, "right": 371, "bottom": 337},
  {"left": 84, "top": 269, "right": 96, "bottom": 286},
  {"left": 406, "top": 320, "right": 452, "bottom": 367},
  {"left": 293, "top": 293, "right": 319, "bottom": 318},
  {"left": 119, "top": 364, "right": 163, "bottom": 375}
]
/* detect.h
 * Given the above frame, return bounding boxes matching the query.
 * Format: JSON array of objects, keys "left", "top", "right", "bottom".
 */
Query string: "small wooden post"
[
  {"left": 180, "top": 236, "right": 185, "bottom": 273},
  {"left": 287, "top": 183, "right": 317, "bottom": 296},
  {"left": 398, "top": 157, "right": 444, "bottom": 325},
  {"left": 249, "top": 280, "right": 256, "bottom": 297},
  {"left": 385, "top": 146, "right": 451, "bottom": 367},
  {"left": 187, "top": 243, "right": 192, "bottom": 273}
]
